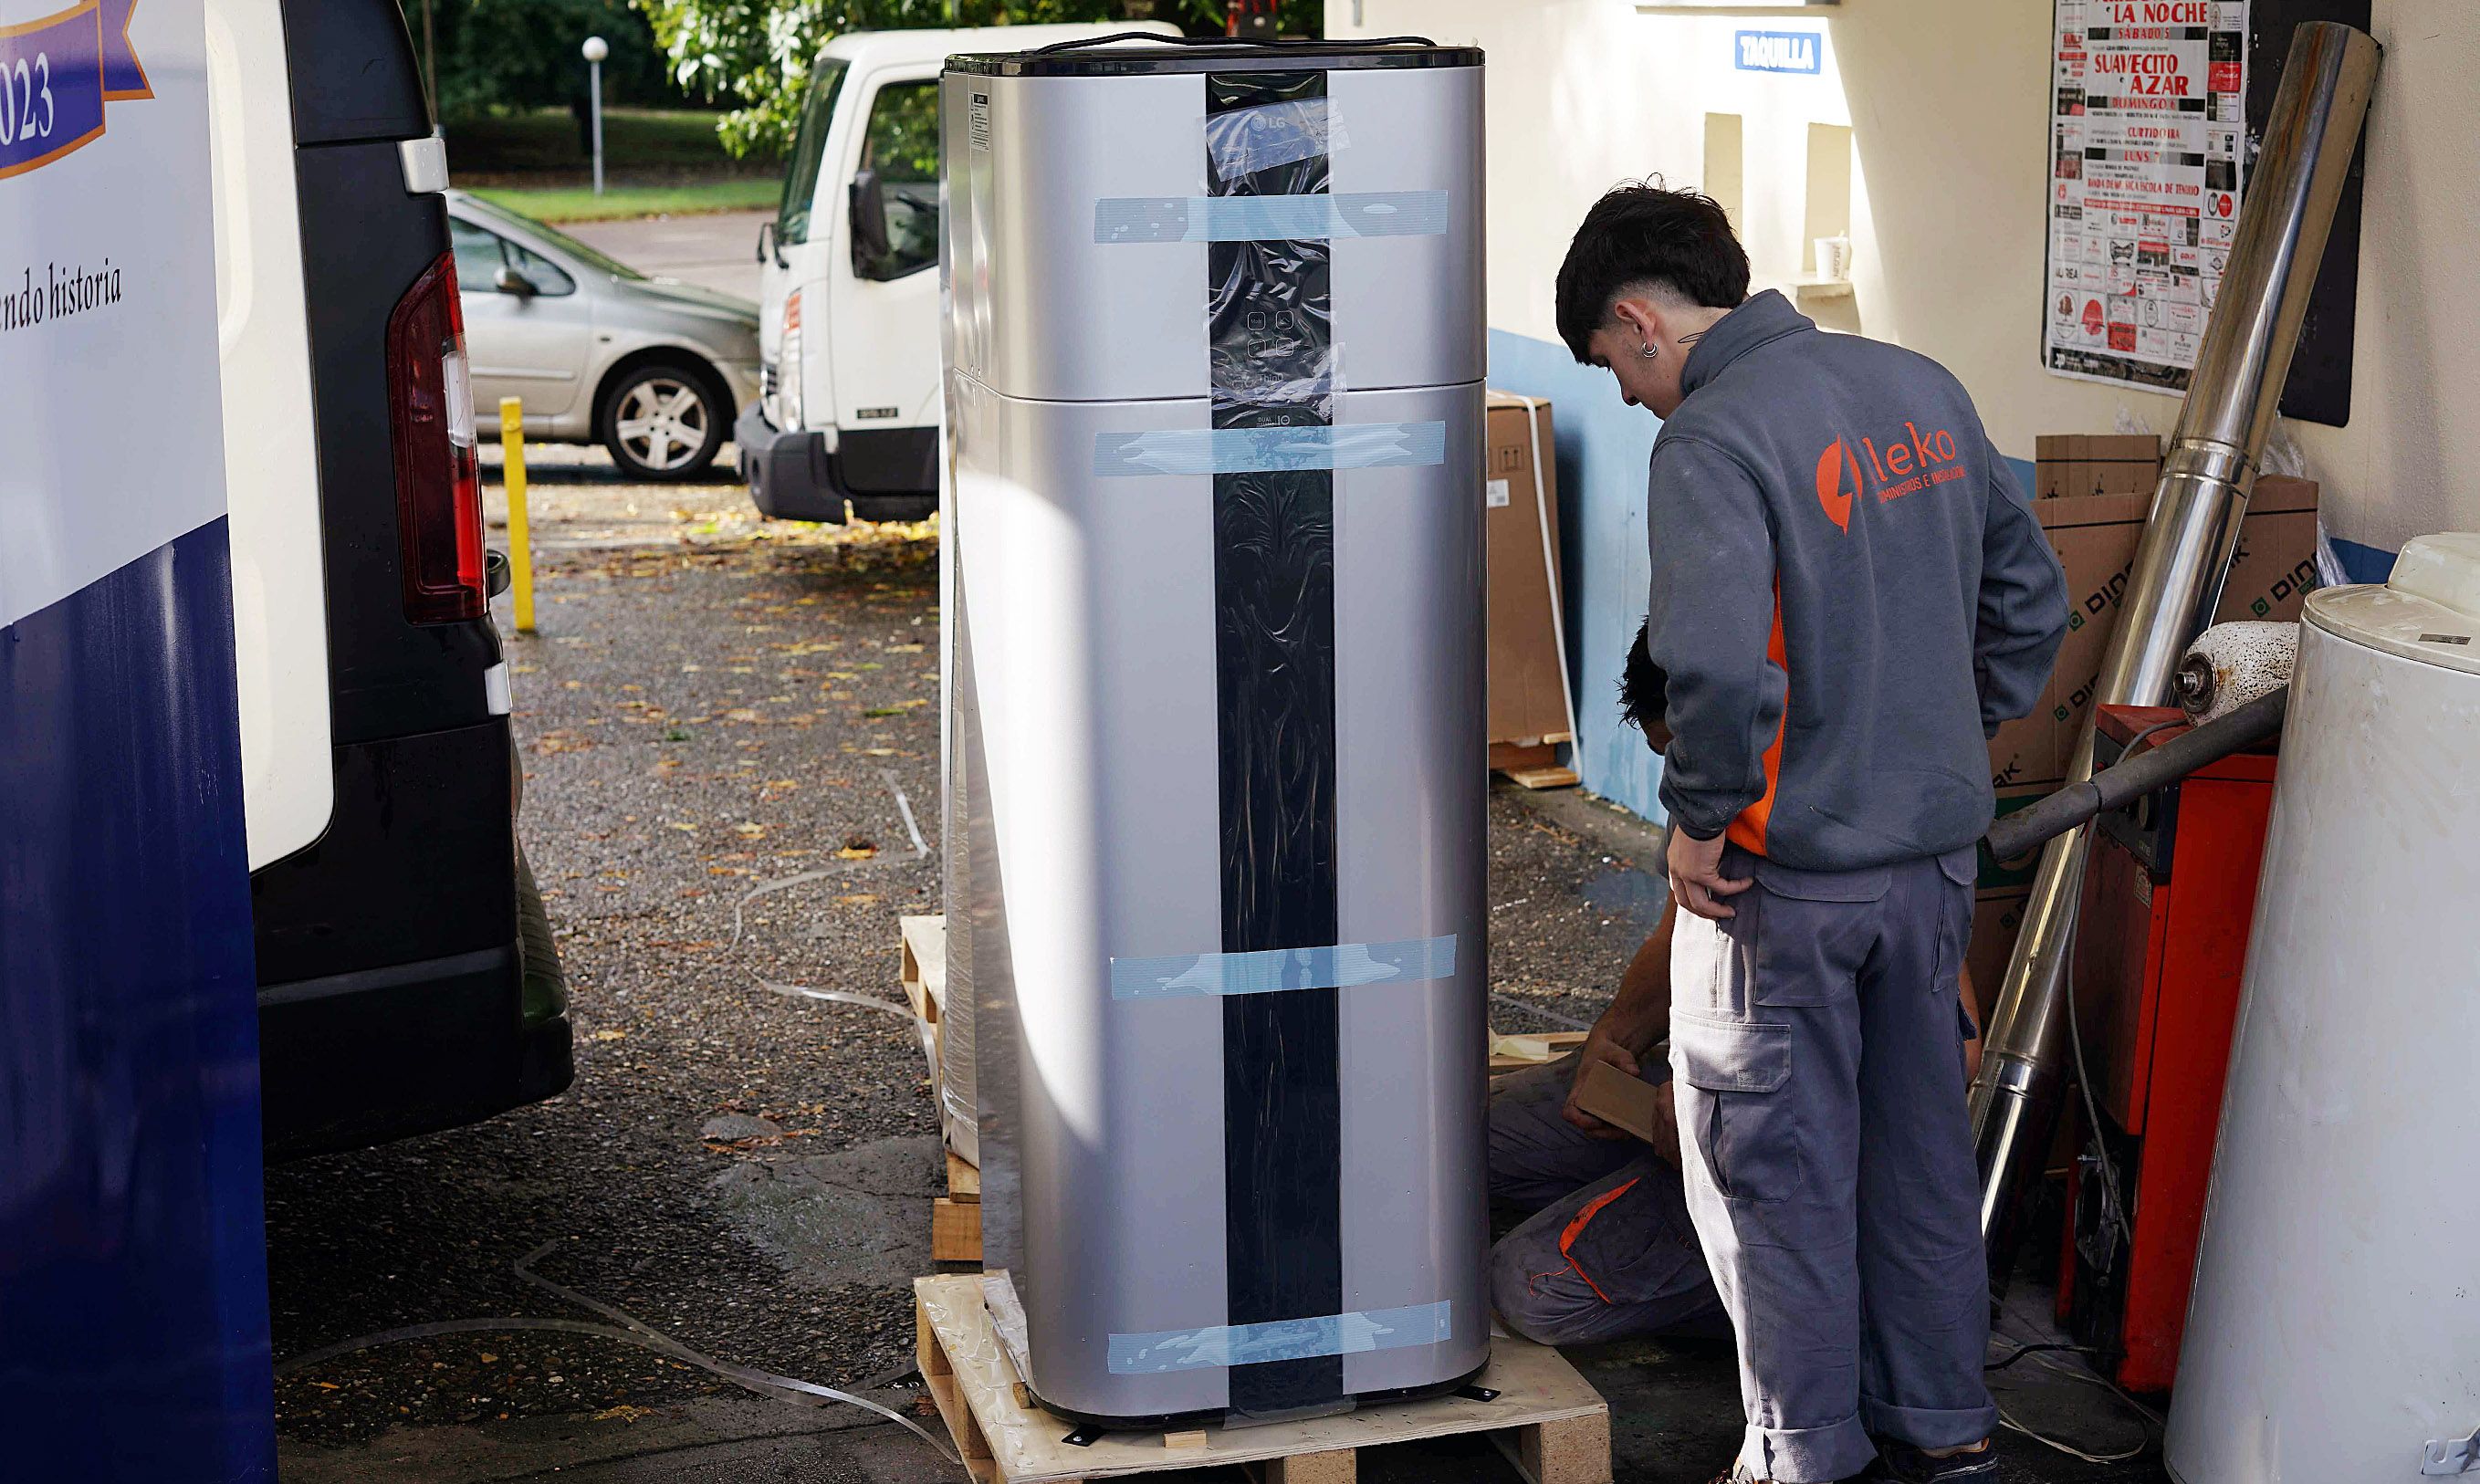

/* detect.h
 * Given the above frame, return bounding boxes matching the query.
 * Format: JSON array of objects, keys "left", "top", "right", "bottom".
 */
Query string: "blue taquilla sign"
[{"left": 1734, "top": 29, "right": 1822, "bottom": 75}]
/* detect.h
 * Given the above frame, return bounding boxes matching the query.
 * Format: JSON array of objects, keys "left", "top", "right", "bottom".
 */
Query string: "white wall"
[{"left": 1331, "top": 0, "right": 2480, "bottom": 555}]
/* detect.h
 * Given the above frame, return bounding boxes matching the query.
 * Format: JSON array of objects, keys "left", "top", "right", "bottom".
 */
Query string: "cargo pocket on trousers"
[{"left": 1672, "top": 1010, "right": 1797, "bottom": 1204}]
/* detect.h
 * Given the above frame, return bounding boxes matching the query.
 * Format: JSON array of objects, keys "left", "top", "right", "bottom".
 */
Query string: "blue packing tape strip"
[
  {"left": 1107, "top": 1301, "right": 1454, "bottom": 1375},
  {"left": 1094, "top": 190, "right": 1449, "bottom": 244},
  {"left": 1109, "top": 935, "right": 1457, "bottom": 1001},
  {"left": 1094, "top": 422, "right": 1447, "bottom": 479}
]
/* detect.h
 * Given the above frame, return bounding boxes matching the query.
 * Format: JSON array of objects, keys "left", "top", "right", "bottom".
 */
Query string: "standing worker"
[
  {"left": 1553, "top": 184, "right": 2067, "bottom": 1484},
  {"left": 1488, "top": 627, "right": 1984, "bottom": 1356}
]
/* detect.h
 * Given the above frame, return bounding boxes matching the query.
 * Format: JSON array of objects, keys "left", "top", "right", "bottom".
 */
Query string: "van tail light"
[{"left": 385, "top": 251, "right": 487, "bottom": 624}]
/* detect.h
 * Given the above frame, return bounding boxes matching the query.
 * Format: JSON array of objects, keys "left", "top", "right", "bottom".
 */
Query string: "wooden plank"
[
  {"left": 1488, "top": 740, "right": 1560, "bottom": 774},
  {"left": 1488, "top": 1029, "right": 1588, "bottom": 1074},
  {"left": 1502, "top": 764, "right": 1582, "bottom": 791},
  {"left": 932, "top": 1197, "right": 983, "bottom": 1264},
  {"left": 1245, "top": 1450, "right": 1355, "bottom": 1484},
  {"left": 912, "top": 1275, "right": 1609, "bottom": 1484},
  {"left": 916, "top": 1287, "right": 999, "bottom": 1482},
  {"left": 901, "top": 913, "right": 948, "bottom": 1017},
  {"left": 1499, "top": 1411, "right": 1616, "bottom": 1484},
  {"left": 948, "top": 1150, "right": 982, "bottom": 1202}
]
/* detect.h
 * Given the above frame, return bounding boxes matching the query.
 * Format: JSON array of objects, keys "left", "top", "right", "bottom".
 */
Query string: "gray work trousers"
[
  {"left": 1669, "top": 844, "right": 1995, "bottom": 1483},
  {"left": 1486, "top": 1058, "right": 1727, "bottom": 1346}
]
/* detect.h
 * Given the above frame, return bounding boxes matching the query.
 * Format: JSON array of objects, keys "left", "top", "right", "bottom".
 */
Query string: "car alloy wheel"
[{"left": 610, "top": 371, "right": 717, "bottom": 477}]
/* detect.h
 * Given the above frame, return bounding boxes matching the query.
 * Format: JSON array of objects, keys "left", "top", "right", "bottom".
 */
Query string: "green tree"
[
  {"left": 633, "top": 0, "right": 1322, "bottom": 159},
  {"left": 403, "top": 0, "right": 677, "bottom": 120}
]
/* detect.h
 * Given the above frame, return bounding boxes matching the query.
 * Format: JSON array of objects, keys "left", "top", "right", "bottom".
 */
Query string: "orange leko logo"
[
  {"left": 1813, "top": 438, "right": 1860, "bottom": 532},
  {"left": 1815, "top": 421, "right": 1969, "bottom": 530}
]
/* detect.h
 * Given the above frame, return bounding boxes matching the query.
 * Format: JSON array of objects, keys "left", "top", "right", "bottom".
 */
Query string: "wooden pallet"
[
  {"left": 915, "top": 1275, "right": 1611, "bottom": 1484},
  {"left": 936, "top": 1148, "right": 983, "bottom": 1264},
  {"left": 904, "top": 914, "right": 987, "bottom": 1262},
  {"left": 1489, "top": 739, "right": 1580, "bottom": 791},
  {"left": 901, "top": 914, "right": 948, "bottom": 1077}
]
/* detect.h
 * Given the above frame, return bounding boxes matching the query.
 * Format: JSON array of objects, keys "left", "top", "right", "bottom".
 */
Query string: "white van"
[
  {"left": 209, "top": 0, "right": 569, "bottom": 1156},
  {"left": 736, "top": 22, "right": 1177, "bottom": 522}
]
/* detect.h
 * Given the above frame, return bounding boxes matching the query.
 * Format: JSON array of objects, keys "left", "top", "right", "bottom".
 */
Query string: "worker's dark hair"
[
  {"left": 1554, "top": 183, "right": 1750, "bottom": 361},
  {"left": 1618, "top": 618, "right": 1669, "bottom": 746}
]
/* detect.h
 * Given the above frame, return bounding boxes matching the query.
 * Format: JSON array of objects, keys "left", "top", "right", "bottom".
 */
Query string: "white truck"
[{"left": 736, "top": 22, "right": 1177, "bottom": 522}]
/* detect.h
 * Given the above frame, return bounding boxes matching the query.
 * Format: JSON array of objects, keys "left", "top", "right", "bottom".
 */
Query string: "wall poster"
[{"left": 2043, "top": 0, "right": 2248, "bottom": 392}]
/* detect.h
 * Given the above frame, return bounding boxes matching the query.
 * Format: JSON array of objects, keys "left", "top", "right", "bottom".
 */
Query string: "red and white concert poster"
[{"left": 2043, "top": 0, "right": 2247, "bottom": 392}]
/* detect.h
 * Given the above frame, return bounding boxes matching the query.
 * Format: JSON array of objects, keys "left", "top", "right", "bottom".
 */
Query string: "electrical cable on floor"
[
  {"left": 275, "top": 1242, "right": 962, "bottom": 1466},
  {"left": 757, "top": 978, "right": 916, "bottom": 1018},
  {"left": 1984, "top": 1340, "right": 2099, "bottom": 1374},
  {"left": 730, "top": 769, "right": 932, "bottom": 1018},
  {"left": 728, "top": 769, "right": 932, "bottom": 948},
  {"left": 1992, "top": 1342, "right": 2162, "bottom": 1466}
]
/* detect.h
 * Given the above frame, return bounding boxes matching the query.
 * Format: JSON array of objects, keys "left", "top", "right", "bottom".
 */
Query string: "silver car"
[{"left": 446, "top": 191, "right": 761, "bottom": 481}]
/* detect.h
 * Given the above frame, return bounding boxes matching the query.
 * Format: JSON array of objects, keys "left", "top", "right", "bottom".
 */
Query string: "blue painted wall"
[
  {"left": 1489, "top": 328, "right": 1669, "bottom": 822},
  {"left": 2328, "top": 535, "right": 2398, "bottom": 585},
  {"left": 0, "top": 521, "right": 277, "bottom": 1479}
]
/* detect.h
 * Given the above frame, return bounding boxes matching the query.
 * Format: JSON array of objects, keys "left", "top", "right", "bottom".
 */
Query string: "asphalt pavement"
[
  {"left": 565, "top": 211, "right": 769, "bottom": 303},
  {"left": 264, "top": 209, "right": 2168, "bottom": 1483}
]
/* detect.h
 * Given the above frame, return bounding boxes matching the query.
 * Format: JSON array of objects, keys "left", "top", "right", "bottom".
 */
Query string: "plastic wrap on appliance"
[
  {"left": 1110, "top": 935, "right": 1457, "bottom": 1000},
  {"left": 1203, "top": 96, "right": 1349, "bottom": 180},
  {"left": 1094, "top": 423, "right": 1447, "bottom": 478},
  {"left": 1107, "top": 1301, "right": 1454, "bottom": 1375},
  {"left": 1095, "top": 191, "right": 1449, "bottom": 244}
]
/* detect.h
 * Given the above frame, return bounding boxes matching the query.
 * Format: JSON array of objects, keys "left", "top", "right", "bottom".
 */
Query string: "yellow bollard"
[{"left": 500, "top": 396, "right": 536, "bottom": 634}]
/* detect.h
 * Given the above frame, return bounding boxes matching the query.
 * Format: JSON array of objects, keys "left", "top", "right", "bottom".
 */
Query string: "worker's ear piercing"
[{"left": 1638, "top": 343, "right": 1659, "bottom": 359}]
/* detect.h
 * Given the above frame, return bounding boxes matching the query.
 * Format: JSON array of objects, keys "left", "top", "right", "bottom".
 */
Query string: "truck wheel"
[
  {"left": 516, "top": 847, "right": 568, "bottom": 1027},
  {"left": 601, "top": 361, "right": 727, "bottom": 481}
]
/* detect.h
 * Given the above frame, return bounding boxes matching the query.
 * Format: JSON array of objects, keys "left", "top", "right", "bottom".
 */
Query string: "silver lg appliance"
[{"left": 938, "top": 34, "right": 1489, "bottom": 1427}]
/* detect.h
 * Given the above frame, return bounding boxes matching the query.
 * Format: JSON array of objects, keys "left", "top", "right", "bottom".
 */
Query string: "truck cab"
[{"left": 736, "top": 22, "right": 1175, "bottom": 523}]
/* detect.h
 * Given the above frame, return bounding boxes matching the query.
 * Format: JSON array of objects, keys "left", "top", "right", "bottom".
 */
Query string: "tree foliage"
[
  {"left": 632, "top": 0, "right": 1323, "bottom": 159},
  {"left": 401, "top": 0, "right": 676, "bottom": 120}
]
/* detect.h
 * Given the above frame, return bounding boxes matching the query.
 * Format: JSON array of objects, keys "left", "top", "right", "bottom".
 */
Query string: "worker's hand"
[
  {"left": 1560, "top": 1032, "right": 1640, "bottom": 1141},
  {"left": 1649, "top": 1081, "right": 1681, "bottom": 1167},
  {"left": 1667, "top": 828, "right": 1753, "bottom": 921}
]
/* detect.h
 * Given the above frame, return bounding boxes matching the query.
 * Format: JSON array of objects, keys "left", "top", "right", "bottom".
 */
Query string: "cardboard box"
[
  {"left": 1485, "top": 392, "right": 1572, "bottom": 747},
  {"left": 1574, "top": 1057, "right": 1666, "bottom": 1145},
  {"left": 1989, "top": 476, "right": 2318, "bottom": 788},
  {"left": 2034, "top": 433, "right": 2161, "bottom": 501}
]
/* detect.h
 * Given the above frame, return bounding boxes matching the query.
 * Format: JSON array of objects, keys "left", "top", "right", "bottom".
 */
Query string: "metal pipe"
[
  {"left": 1983, "top": 686, "right": 2289, "bottom": 864},
  {"left": 1967, "top": 21, "right": 2381, "bottom": 1253}
]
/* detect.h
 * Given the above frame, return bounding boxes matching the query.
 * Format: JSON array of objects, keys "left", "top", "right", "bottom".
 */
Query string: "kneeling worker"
[
  {"left": 1553, "top": 183, "right": 2067, "bottom": 1484},
  {"left": 1489, "top": 628, "right": 1983, "bottom": 1352}
]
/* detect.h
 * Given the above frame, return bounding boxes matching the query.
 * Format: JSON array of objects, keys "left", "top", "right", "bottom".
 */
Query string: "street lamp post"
[{"left": 582, "top": 36, "right": 609, "bottom": 197}]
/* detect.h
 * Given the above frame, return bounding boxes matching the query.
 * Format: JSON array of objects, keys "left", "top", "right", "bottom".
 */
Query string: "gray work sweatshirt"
[{"left": 1647, "top": 290, "right": 2067, "bottom": 871}]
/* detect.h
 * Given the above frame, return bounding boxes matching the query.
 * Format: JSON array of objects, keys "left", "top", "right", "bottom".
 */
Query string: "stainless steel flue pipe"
[{"left": 1967, "top": 21, "right": 2381, "bottom": 1247}]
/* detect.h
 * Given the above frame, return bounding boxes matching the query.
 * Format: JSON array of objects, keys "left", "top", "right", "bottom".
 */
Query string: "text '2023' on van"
[{"left": 210, "top": 0, "right": 570, "bottom": 1158}]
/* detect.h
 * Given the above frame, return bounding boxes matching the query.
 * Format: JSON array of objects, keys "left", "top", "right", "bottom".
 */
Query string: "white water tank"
[{"left": 2167, "top": 533, "right": 2480, "bottom": 1482}]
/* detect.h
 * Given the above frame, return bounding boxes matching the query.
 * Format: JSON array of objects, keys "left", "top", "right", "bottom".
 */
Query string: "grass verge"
[{"left": 467, "top": 179, "right": 782, "bottom": 224}]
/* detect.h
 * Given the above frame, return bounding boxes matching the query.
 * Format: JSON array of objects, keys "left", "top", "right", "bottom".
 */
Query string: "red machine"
[{"left": 2058, "top": 704, "right": 2279, "bottom": 1395}]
